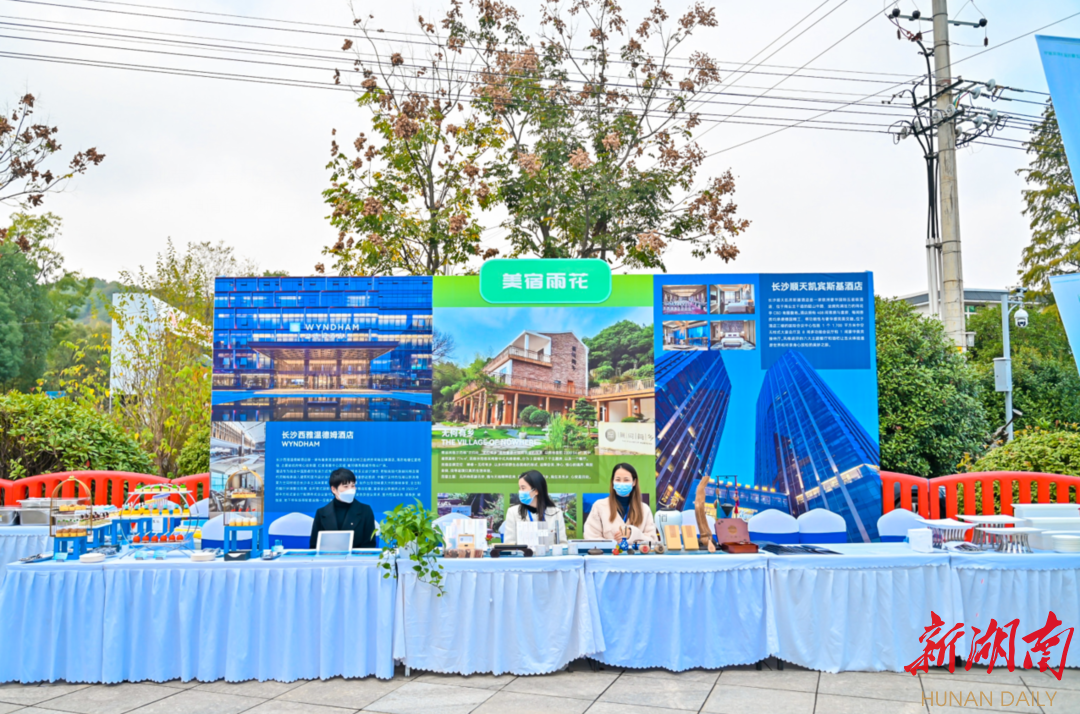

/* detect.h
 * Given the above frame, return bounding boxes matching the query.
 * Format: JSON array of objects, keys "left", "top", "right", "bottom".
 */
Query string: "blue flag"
[{"left": 1036, "top": 35, "right": 1080, "bottom": 196}]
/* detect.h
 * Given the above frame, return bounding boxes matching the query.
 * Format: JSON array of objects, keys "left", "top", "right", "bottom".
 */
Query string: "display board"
[
  {"left": 210, "top": 276, "right": 433, "bottom": 532},
  {"left": 431, "top": 270, "right": 654, "bottom": 538},
  {"left": 655, "top": 272, "right": 881, "bottom": 542},
  {"left": 209, "top": 265, "right": 881, "bottom": 543}
]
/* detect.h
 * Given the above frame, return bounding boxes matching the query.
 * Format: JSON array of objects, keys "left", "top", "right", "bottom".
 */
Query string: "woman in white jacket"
[
  {"left": 583, "top": 462, "right": 657, "bottom": 543},
  {"left": 502, "top": 470, "right": 568, "bottom": 545}
]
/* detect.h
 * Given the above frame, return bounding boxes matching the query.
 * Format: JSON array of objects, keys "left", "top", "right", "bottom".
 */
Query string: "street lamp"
[{"left": 993, "top": 287, "right": 1027, "bottom": 441}]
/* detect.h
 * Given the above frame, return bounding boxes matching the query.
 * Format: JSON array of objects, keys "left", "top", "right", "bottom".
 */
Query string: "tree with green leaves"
[
  {"left": 875, "top": 297, "right": 989, "bottom": 476},
  {"left": 0, "top": 212, "right": 93, "bottom": 392},
  {"left": 108, "top": 241, "right": 216, "bottom": 477},
  {"left": 572, "top": 397, "right": 597, "bottom": 425},
  {"left": 0, "top": 242, "right": 52, "bottom": 391},
  {"left": 1017, "top": 102, "right": 1080, "bottom": 302},
  {"left": 321, "top": 9, "right": 504, "bottom": 276},
  {"left": 0, "top": 391, "right": 152, "bottom": 479},
  {"left": 966, "top": 303, "right": 1080, "bottom": 431},
  {"left": 462, "top": 0, "right": 750, "bottom": 268},
  {"left": 583, "top": 320, "right": 653, "bottom": 378}
]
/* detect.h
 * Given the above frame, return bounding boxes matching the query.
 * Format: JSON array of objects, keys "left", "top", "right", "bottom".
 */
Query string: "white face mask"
[{"left": 336, "top": 489, "right": 356, "bottom": 504}]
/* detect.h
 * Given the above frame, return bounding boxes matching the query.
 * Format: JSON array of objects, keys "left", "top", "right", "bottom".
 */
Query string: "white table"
[
  {"left": 393, "top": 556, "right": 600, "bottom": 676},
  {"left": 767, "top": 543, "right": 962, "bottom": 672},
  {"left": 950, "top": 551, "right": 1080, "bottom": 669},
  {"left": 585, "top": 553, "right": 771, "bottom": 671},
  {"left": 0, "top": 526, "right": 50, "bottom": 583}
]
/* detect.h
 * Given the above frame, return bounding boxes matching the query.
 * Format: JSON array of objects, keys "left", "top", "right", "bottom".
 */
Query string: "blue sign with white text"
[{"left": 653, "top": 272, "right": 880, "bottom": 542}]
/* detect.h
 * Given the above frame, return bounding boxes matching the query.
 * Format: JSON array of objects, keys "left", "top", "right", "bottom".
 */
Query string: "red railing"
[
  {"left": 926, "top": 471, "right": 1080, "bottom": 519},
  {"left": 880, "top": 470, "right": 932, "bottom": 518},
  {"left": 0, "top": 471, "right": 210, "bottom": 507},
  {"left": 880, "top": 470, "right": 1080, "bottom": 520}
]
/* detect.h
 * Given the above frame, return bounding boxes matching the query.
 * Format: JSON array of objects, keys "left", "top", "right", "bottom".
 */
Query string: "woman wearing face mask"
[
  {"left": 502, "top": 469, "right": 568, "bottom": 545},
  {"left": 583, "top": 463, "right": 657, "bottom": 543}
]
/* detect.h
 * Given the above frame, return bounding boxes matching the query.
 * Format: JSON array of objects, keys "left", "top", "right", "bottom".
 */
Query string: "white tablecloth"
[
  {"left": 951, "top": 551, "right": 1080, "bottom": 669},
  {"left": 0, "top": 526, "right": 50, "bottom": 583},
  {"left": 0, "top": 560, "right": 106, "bottom": 683},
  {"left": 585, "top": 554, "right": 771, "bottom": 671},
  {"left": 393, "top": 556, "right": 600, "bottom": 676},
  {"left": 768, "top": 544, "right": 962, "bottom": 672}
]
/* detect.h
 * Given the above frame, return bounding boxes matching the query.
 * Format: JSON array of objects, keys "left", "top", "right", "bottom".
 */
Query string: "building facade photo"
[
  {"left": 754, "top": 350, "right": 881, "bottom": 541},
  {"left": 452, "top": 331, "right": 588, "bottom": 426},
  {"left": 655, "top": 350, "right": 732, "bottom": 511}
]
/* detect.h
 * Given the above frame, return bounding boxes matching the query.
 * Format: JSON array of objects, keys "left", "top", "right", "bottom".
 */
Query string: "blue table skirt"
[
  {"left": 0, "top": 526, "right": 50, "bottom": 585},
  {"left": 0, "top": 561, "right": 106, "bottom": 683},
  {"left": 768, "top": 544, "right": 961, "bottom": 673},
  {"left": 101, "top": 556, "right": 396, "bottom": 682},
  {"left": 585, "top": 554, "right": 770, "bottom": 671},
  {"left": 393, "top": 556, "right": 600, "bottom": 675},
  {"left": 951, "top": 551, "right": 1080, "bottom": 668}
]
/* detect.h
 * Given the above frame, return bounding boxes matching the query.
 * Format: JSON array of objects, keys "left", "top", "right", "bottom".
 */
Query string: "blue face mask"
[
  {"left": 613, "top": 482, "right": 634, "bottom": 497},
  {"left": 518, "top": 490, "right": 533, "bottom": 505},
  {"left": 336, "top": 489, "right": 356, "bottom": 504}
]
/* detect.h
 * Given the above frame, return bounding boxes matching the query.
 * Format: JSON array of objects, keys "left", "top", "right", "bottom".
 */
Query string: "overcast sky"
[{"left": 3, "top": 0, "right": 1077, "bottom": 298}]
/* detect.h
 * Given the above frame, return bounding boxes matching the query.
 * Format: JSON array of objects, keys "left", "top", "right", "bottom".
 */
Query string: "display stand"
[
  {"left": 221, "top": 467, "right": 265, "bottom": 557},
  {"left": 49, "top": 476, "right": 98, "bottom": 558},
  {"left": 117, "top": 483, "right": 202, "bottom": 556}
]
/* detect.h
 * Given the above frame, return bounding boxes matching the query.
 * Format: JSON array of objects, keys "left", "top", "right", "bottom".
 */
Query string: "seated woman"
[
  {"left": 583, "top": 462, "right": 657, "bottom": 543},
  {"left": 502, "top": 469, "right": 568, "bottom": 545}
]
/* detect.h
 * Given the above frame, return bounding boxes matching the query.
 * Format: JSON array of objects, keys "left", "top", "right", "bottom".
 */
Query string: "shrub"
[
  {"left": 970, "top": 427, "right": 1080, "bottom": 476},
  {"left": 519, "top": 405, "right": 538, "bottom": 424},
  {"left": 176, "top": 421, "right": 210, "bottom": 476},
  {"left": 528, "top": 409, "right": 550, "bottom": 426},
  {"left": 954, "top": 427, "right": 1080, "bottom": 512},
  {"left": 621, "top": 416, "right": 641, "bottom": 423},
  {"left": 0, "top": 391, "right": 153, "bottom": 479}
]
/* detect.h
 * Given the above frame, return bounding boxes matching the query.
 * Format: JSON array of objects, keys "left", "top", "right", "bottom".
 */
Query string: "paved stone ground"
[{"left": 0, "top": 660, "right": 1074, "bottom": 714}]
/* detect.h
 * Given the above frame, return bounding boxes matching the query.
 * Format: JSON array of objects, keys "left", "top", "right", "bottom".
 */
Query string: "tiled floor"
[{"left": 0, "top": 661, "right": 1073, "bottom": 714}]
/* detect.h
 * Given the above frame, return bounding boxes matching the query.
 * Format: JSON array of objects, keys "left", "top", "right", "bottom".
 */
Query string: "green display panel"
[{"left": 432, "top": 274, "right": 655, "bottom": 538}]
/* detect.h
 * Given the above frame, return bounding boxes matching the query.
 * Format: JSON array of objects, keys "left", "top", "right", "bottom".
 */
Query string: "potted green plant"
[{"left": 377, "top": 500, "right": 445, "bottom": 594}]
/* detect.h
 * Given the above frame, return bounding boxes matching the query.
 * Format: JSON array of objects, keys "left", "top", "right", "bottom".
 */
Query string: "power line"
[
  {"left": 693, "top": 3, "right": 882, "bottom": 143},
  {"left": 0, "top": 29, "right": 929, "bottom": 122},
  {"left": 0, "top": 48, "right": 909, "bottom": 133},
  {"left": 698, "top": 8, "right": 1080, "bottom": 158},
  {"left": 39, "top": 0, "right": 926, "bottom": 81}
]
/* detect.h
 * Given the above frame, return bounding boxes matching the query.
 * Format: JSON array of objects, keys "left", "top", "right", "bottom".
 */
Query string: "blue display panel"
[
  {"left": 653, "top": 272, "right": 881, "bottom": 542},
  {"left": 210, "top": 276, "right": 433, "bottom": 540}
]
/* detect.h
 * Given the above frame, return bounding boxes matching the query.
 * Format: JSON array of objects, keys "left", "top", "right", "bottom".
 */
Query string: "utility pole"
[
  {"left": 888, "top": 4, "right": 1001, "bottom": 347},
  {"left": 933, "top": 0, "right": 966, "bottom": 349},
  {"left": 994, "top": 287, "right": 1027, "bottom": 442}
]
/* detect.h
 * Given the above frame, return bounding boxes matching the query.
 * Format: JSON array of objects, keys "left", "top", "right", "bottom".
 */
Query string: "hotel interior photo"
[
  {"left": 711, "top": 320, "right": 757, "bottom": 350},
  {"left": 662, "top": 320, "right": 709, "bottom": 350},
  {"left": 661, "top": 285, "right": 708, "bottom": 315},
  {"left": 711, "top": 284, "right": 755, "bottom": 315}
]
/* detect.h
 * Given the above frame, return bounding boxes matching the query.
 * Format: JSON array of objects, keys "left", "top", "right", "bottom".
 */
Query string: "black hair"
[
  {"left": 329, "top": 468, "right": 356, "bottom": 490},
  {"left": 518, "top": 469, "right": 556, "bottom": 521}
]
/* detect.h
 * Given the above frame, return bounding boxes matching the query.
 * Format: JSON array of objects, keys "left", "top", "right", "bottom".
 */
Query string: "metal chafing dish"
[
  {"left": 977, "top": 526, "right": 1041, "bottom": 554},
  {"left": 923, "top": 518, "right": 975, "bottom": 549}
]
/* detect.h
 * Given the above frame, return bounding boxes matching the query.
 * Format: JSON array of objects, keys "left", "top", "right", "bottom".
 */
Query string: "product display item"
[
  {"left": 663, "top": 524, "right": 683, "bottom": 551},
  {"left": 681, "top": 524, "right": 700, "bottom": 550}
]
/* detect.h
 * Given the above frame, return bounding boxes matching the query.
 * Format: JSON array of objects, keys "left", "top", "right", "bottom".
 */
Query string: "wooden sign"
[
  {"left": 681, "top": 524, "right": 700, "bottom": 550},
  {"left": 663, "top": 524, "right": 683, "bottom": 550}
]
